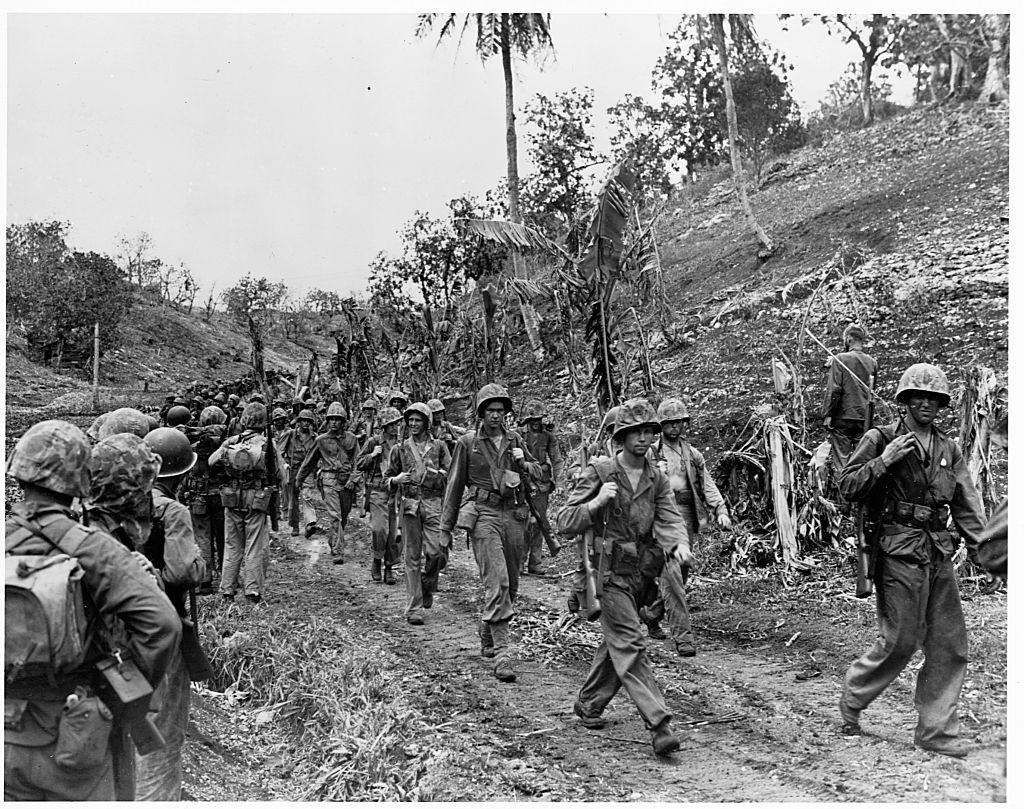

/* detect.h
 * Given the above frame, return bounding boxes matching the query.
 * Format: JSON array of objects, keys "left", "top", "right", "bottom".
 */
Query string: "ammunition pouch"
[
  {"left": 610, "top": 541, "right": 640, "bottom": 575},
  {"left": 55, "top": 692, "right": 113, "bottom": 770},
  {"left": 638, "top": 544, "right": 666, "bottom": 578},
  {"left": 886, "top": 500, "right": 950, "bottom": 530},
  {"left": 468, "top": 486, "right": 518, "bottom": 508}
]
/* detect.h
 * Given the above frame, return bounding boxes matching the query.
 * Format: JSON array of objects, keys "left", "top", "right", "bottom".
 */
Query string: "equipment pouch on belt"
[
  {"left": 251, "top": 487, "right": 274, "bottom": 514},
  {"left": 638, "top": 544, "right": 666, "bottom": 578},
  {"left": 5, "top": 697, "right": 28, "bottom": 731},
  {"left": 189, "top": 496, "right": 208, "bottom": 516},
  {"left": 219, "top": 486, "right": 241, "bottom": 509},
  {"left": 55, "top": 691, "right": 113, "bottom": 770},
  {"left": 456, "top": 502, "right": 479, "bottom": 532},
  {"left": 498, "top": 469, "right": 521, "bottom": 498},
  {"left": 610, "top": 541, "right": 639, "bottom": 575},
  {"left": 96, "top": 652, "right": 153, "bottom": 713}
]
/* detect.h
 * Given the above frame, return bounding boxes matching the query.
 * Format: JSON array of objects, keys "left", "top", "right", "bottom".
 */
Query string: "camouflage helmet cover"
[
  {"left": 598, "top": 406, "right": 621, "bottom": 436},
  {"left": 144, "top": 427, "right": 198, "bottom": 477},
  {"left": 385, "top": 390, "right": 408, "bottom": 404},
  {"left": 404, "top": 402, "right": 433, "bottom": 425},
  {"left": 166, "top": 405, "right": 193, "bottom": 427},
  {"left": 272, "top": 407, "right": 289, "bottom": 421},
  {"left": 6, "top": 420, "right": 92, "bottom": 498},
  {"left": 361, "top": 398, "right": 379, "bottom": 412},
  {"left": 297, "top": 408, "right": 316, "bottom": 422},
  {"left": 249, "top": 392, "right": 265, "bottom": 404},
  {"left": 240, "top": 402, "right": 268, "bottom": 431},
  {"left": 326, "top": 402, "right": 348, "bottom": 420},
  {"left": 199, "top": 405, "right": 228, "bottom": 426},
  {"left": 612, "top": 398, "right": 662, "bottom": 440},
  {"left": 97, "top": 407, "right": 153, "bottom": 441},
  {"left": 519, "top": 400, "right": 545, "bottom": 422},
  {"left": 427, "top": 398, "right": 446, "bottom": 414},
  {"left": 213, "top": 392, "right": 227, "bottom": 404},
  {"left": 895, "top": 363, "right": 951, "bottom": 406},
  {"left": 475, "top": 383, "right": 513, "bottom": 416},
  {"left": 656, "top": 398, "right": 690, "bottom": 423},
  {"left": 87, "top": 433, "right": 160, "bottom": 519},
  {"left": 227, "top": 394, "right": 241, "bottom": 406},
  {"left": 378, "top": 406, "right": 403, "bottom": 427}
]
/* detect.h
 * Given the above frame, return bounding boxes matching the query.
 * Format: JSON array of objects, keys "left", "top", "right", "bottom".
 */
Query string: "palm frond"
[
  {"left": 460, "top": 218, "right": 567, "bottom": 259},
  {"left": 578, "top": 159, "right": 638, "bottom": 284}
]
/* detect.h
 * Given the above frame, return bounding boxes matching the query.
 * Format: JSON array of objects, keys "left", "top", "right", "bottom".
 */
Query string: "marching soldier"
[
  {"left": 822, "top": 323, "right": 878, "bottom": 474},
  {"left": 356, "top": 406, "right": 403, "bottom": 584},
  {"left": 296, "top": 402, "right": 360, "bottom": 564},
  {"left": 556, "top": 398, "right": 691, "bottom": 757},
  {"left": 353, "top": 397, "right": 379, "bottom": 445},
  {"left": 184, "top": 405, "right": 229, "bottom": 593},
  {"left": 386, "top": 402, "right": 452, "bottom": 625},
  {"left": 519, "top": 400, "right": 564, "bottom": 575},
  {"left": 441, "top": 383, "right": 542, "bottom": 682},
  {"left": 429, "top": 397, "right": 466, "bottom": 451},
  {"left": 281, "top": 408, "right": 319, "bottom": 537}
]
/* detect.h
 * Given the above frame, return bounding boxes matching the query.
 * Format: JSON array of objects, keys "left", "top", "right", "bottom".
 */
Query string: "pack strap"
[{"left": 7, "top": 513, "right": 86, "bottom": 558}]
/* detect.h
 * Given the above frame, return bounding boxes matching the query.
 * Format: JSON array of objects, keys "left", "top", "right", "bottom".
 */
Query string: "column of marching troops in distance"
[{"left": 4, "top": 324, "right": 1010, "bottom": 801}]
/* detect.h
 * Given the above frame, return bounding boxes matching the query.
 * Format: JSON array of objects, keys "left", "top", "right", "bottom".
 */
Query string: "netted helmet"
[
  {"left": 144, "top": 427, "right": 198, "bottom": 477},
  {"left": 249, "top": 392, "right": 265, "bottom": 404},
  {"left": 475, "top": 383, "right": 513, "bottom": 417},
  {"left": 326, "top": 402, "right": 348, "bottom": 420},
  {"left": 427, "top": 398, "right": 446, "bottom": 414},
  {"left": 239, "top": 402, "right": 267, "bottom": 431},
  {"left": 378, "top": 406, "right": 403, "bottom": 427},
  {"left": 97, "top": 407, "right": 153, "bottom": 440},
  {"left": 656, "top": 398, "right": 690, "bottom": 424},
  {"left": 213, "top": 393, "right": 227, "bottom": 405},
  {"left": 172, "top": 396, "right": 188, "bottom": 407},
  {"left": 297, "top": 408, "right": 316, "bottom": 423},
  {"left": 842, "top": 323, "right": 867, "bottom": 348},
  {"left": 612, "top": 398, "right": 661, "bottom": 440},
  {"left": 199, "top": 405, "right": 228, "bottom": 427},
  {"left": 404, "top": 402, "right": 433, "bottom": 426},
  {"left": 88, "top": 433, "right": 160, "bottom": 517},
  {"left": 386, "top": 390, "right": 409, "bottom": 408},
  {"left": 272, "top": 407, "right": 289, "bottom": 422},
  {"left": 361, "top": 398, "right": 379, "bottom": 412},
  {"left": 519, "top": 400, "right": 545, "bottom": 423},
  {"left": 896, "top": 363, "right": 951, "bottom": 407},
  {"left": 227, "top": 394, "right": 241, "bottom": 407},
  {"left": 166, "top": 405, "right": 193, "bottom": 427},
  {"left": 598, "top": 406, "right": 621, "bottom": 436},
  {"left": 6, "top": 420, "right": 91, "bottom": 498}
]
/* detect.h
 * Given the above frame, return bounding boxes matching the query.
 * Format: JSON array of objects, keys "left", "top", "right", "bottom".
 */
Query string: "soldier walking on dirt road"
[
  {"left": 441, "top": 383, "right": 543, "bottom": 682},
  {"left": 556, "top": 398, "right": 692, "bottom": 757},
  {"left": 519, "top": 400, "right": 564, "bottom": 576},
  {"left": 281, "top": 409, "right": 319, "bottom": 537},
  {"left": 387, "top": 402, "right": 452, "bottom": 625},
  {"left": 838, "top": 362, "right": 986, "bottom": 758},
  {"left": 296, "top": 402, "right": 360, "bottom": 565},
  {"left": 356, "top": 406, "right": 403, "bottom": 584}
]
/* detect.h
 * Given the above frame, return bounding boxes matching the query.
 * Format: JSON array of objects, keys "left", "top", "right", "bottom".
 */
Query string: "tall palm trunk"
[
  {"left": 500, "top": 14, "right": 521, "bottom": 225},
  {"left": 710, "top": 15, "right": 773, "bottom": 255}
]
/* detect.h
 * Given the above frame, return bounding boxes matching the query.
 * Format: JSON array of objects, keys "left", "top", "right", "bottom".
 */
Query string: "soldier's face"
[
  {"left": 298, "top": 419, "right": 313, "bottom": 433},
  {"left": 362, "top": 409, "right": 374, "bottom": 421},
  {"left": 327, "top": 417, "right": 344, "bottom": 433},
  {"left": 483, "top": 403, "right": 506, "bottom": 430},
  {"left": 905, "top": 394, "right": 943, "bottom": 427},
  {"left": 408, "top": 413, "right": 427, "bottom": 437},
  {"left": 384, "top": 422, "right": 399, "bottom": 439},
  {"left": 526, "top": 418, "right": 542, "bottom": 433},
  {"left": 622, "top": 427, "right": 657, "bottom": 457},
  {"left": 661, "top": 419, "right": 688, "bottom": 440},
  {"left": 274, "top": 419, "right": 286, "bottom": 430},
  {"left": 432, "top": 412, "right": 444, "bottom": 426}
]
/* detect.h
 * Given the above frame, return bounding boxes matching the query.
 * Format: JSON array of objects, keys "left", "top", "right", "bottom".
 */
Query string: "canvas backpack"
[
  {"left": 223, "top": 433, "right": 267, "bottom": 478},
  {"left": 5, "top": 516, "right": 94, "bottom": 684}
]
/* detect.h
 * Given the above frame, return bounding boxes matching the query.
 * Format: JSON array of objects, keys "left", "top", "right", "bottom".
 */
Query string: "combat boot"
[
  {"left": 916, "top": 739, "right": 970, "bottom": 759},
  {"left": 651, "top": 719, "right": 680, "bottom": 756},
  {"left": 839, "top": 699, "right": 862, "bottom": 736},
  {"left": 383, "top": 566, "right": 396, "bottom": 585},
  {"left": 493, "top": 657, "right": 516, "bottom": 682},
  {"left": 573, "top": 700, "right": 606, "bottom": 729},
  {"left": 371, "top": 558, "right": 382, "bottom": 582},
  {"left": 480, "top": 620, "right": 495, "bottom": 658}
]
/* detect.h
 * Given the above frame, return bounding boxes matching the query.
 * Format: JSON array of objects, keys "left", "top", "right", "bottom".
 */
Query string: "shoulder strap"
[{"left": 8, "top": 513, "right": 88, "bottom": 557}]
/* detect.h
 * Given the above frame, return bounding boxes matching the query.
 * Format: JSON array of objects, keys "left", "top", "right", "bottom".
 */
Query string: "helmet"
[
  {"left": 297, "top": 409, "right": 316, "bottom": 422},
  {"left": 326, "top": 402, "right": 348, "bottom": 419},
  {"left": 612, "top": 398, "right": 661, "bottom": 440},
  {"left": 166, "top": 405, "right": 193, "bottom": 427},
  {"left": 249, "top": 392, "right": 265, "bottom": 404},
  {"left": 656, "top": 398, "right": 690, "bottom": 423},
  {"left": 227, "top": 394, "right": 241, "bottom": 407},
  {"left": 378, "top": 406, "right": 403, "bottom": 427},
  {"left": 842, "top": 323, "right": 867, "bottom": 348},
  {"left": 199, "top": 405, "right": 228, "bottom": 426},
  {"left": 97, "top": 407, "right": 152, "bottom": 440},
  {"left": 6, "top": 420, "right": 91, "bottom": 498},
  {"left": 386, "top": 390, "right": 408, "bottom": 407},
  {"left": 88, "top": 434, "right": 160, "bottom": 516},
  {"left": 240, "top": 402, "right": 267, "bottom": 431},
  {"left": 427, "top": 398, "right": 446, "bottom": 414},
  {"left": 361, "top": 398, "right": 379, "bottom": 412},
  {"left": 172, "top": 396, "right": 188, "bottom": 406},
  {"left": 895, "top": 363, "right": 951, "bottom": 407},
  {"left": 475, "top": 383, "right": 513, "bottom": 417},
  {"left": 213, "top": 393, "right": 227, "bottom": 405},
  {"left": 292, "top": 395, "right": 306, "bottom": 406},
  {"left": 272, "top": 407, "right": 289, "bottom": 421},
  {"left": 598, "top": 406, "right": 621, "bottom": 436},
  {"left": 404, "top": 402, "right": 433, "bottom": 425},
  {"left": 144, "top": 427, "right": 198, "bottom": 477},
  {"left": 518, "top": 400, "right": 545, "bottom": 423}
]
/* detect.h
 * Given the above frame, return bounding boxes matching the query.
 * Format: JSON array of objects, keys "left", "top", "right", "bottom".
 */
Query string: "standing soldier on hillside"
[
  {"left": 356, "top": 406, "right": 403, "bottom": 584},
  {"left": 184, "top": 405, "right": 229, "bottom": 593},
  {"left": 648, "top": 398, "right": 732, "bottom": 657},
  {"left": 822, "top": 323, "right": 878, "bottom": 475},
  {"left": 519, "top": 400, "right": 564, "bottom": 576},
  {"left": 429, "top": 397, "right": 466, "bottom": 451},
  {"left": 387, "top": 402, "right": 452, "bottom": 625},
  {"left": 296, "top": 402, "right": 360, "bottom": 564},
  {"left": 838, "top": 363, "right": 986, "bottom": 758},
  {"left": 556, "top": 398, "right": 692, "bottom": 757},
  {"left": 441, "top": 383, "right": 542, "bottom": 682},
  {"left": 281, "top": 408, "right": 319, "bottom": 537},
  {"left": 225, "top": 394, "right": 243, "bottom": 437},
  {"left": 209, "top": 402, "right": 283, "bottom": 602}
]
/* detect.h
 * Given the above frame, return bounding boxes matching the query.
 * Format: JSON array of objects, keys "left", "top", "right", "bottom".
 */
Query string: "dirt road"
[{"left": 185, "top": 514, "right": 1006, "bottom": 802}]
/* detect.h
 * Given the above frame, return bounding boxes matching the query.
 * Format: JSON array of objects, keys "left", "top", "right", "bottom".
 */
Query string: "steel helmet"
[
  {"left": 518, "top": 400, "right": 545, "bottom": 423},
  {"left": 612, "top": 398, "right": 661, "bottom": 440},
  {"left": 88, "top": 433, "right": 160, "bottom": 514},
  {"left": 656, "top": 398, "right": 690, "bottom": 424},
  {"left": 239, "top": 402, "right": 267, "bottom": 431},
  {"left": 249, "top": 392, "right": 265, "bottom": 404},
  {"left": 427, "top": 398, "right": 446, "bottom": 414},
  {"left": 326, "top": 402, "right": 348, "bottom": 420},
  {"left": 144, "top": 427, "right": 198, "bottom": 477},
  {"left": 404, "top": 402, "right": 433, "bottom": 425},
  {"left": 361, "top": 398, "right": 379, "bottom": 412},
  {"left": 166, "top": 405, "right": 193, "bottom": 427},
  {"left": 475, "top": 383, "right": 513, "bottom": 417},
  {"left": 378, "top": 406, "right": 403, "bottom": 427},
  {"left": 598, "top": 406, "right": 621, "bottom": 436},
  {"left": 6, "top": 420, "right": 92, "bottom": 498},
  {"left": 297, "top": 408, "right": 316, "bottom": 422},
  {"left": 385, "top": 389, "right": 408, "bottom": 405},
  {"left": 213, "top": 392, "right": 227, "bottom": 405},
  {"left": 842, "top": 323, "right": 867, "bottom": 348},
  {"left": 272, "top": 407, "right": 289, "bottom": 422},
  {"left": 97, "top": 407, "right": 152, "bottom": 440},
  {"left": 199, "top": 405, "right": 228, "bottom": 427},
  {"left": 896, "top": 363, "right": 951, "bottom": 407},
  {"left": 227, "top": 394, "right": 241, "bottom": 407},
  {"left": 172, "top": 396, "right": 188, "bottom": 407}
]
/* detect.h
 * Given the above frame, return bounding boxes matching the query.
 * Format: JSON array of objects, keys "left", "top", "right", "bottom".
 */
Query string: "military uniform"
[
  {"left": 821, "top": 326, "right": 877, "bottom": 473},
  {"left": 280, "top": 410, "right": 319, "bottom": 536},
  {"left": 356, "top": 407, "right": 402, "bottom": 583},
  {"left": 520, "top": 402, "right": 564, "bottom": 574},
  {"left": 183, "top": 406, "right": 229, "bottom": 590}
]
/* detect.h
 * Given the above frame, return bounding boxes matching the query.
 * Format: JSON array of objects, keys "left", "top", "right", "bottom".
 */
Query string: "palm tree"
[{"left": 706, "top": 14, "right": 774, "bottom": 255}]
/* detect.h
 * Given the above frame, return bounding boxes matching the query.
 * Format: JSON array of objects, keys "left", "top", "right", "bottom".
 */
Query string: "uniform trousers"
[
  {"left": 403, "top": 497, "right": 443, "bottom": 619},
  {"left": 470, "top": 502, "right": 527, "bottom": 661},
  {"left": 368, "top": 487, "right": 399, "bottom": 564},
  {"left": 135, "top": 642, "right": 190, "bottom": 800},
  {"left": 320, "top": 474, "right": 354, "bottom": 559},
  {"left": 656, "top": 500, "right": 697, "bottom": 647},
  {"left": 220, "top": 503, "right": 269, "bottom": 598},
  {"left": 4, "top": 740, "right": 116, "bottom": 800},
  {"left": 525, "top": 488, "right": 551, "bottom": 571}
]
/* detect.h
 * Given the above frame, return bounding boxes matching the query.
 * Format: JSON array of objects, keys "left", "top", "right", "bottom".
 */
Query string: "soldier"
[
  {"left": 209, "top": 402, "right": 284, "bottom": 602},
  {"left": 164, "top": 404, "right": 193, "bottom": 429},
  {"left": 271, "top": 407, "right": 291, "bottom": 530},
  {"left": 159, "top": 393, "right": 177, "bottom": 425},
  {"left": 822, "top": 323, "right": 878, "bottom": 474},
  {"left": 225, "top": 394, "right": 244, "bottom": 437},
  {"left": 648, "top": 398, "right": 732, "bottom": 657},
  {"left": 441, "top": 383, "right": 543, "bottom": 682},
  {"left": 428, "top": 398, "right": 465, "bottom": 450},
  {"left": 290, "top": 395, "right": 306, "bottom": 425},
  {"left": 588, "top": 405, "right": 621, "bottom": 461},
  {"left": 556, "top": 398, "right": 692, "bottom": 757},
  {"left": 186, "top": 405, "right": 229, "bottom": 589},
  {"left": 281, "top": 409, "right": 319, "bottom": 537},
  {"left": 296, "top": 402, "right": 360, "bottom": 564},
  {"left": 353, "top": 397, "right": 379, "bottom": 445},
  {"left": 355, "top": 406, "right": 402, "bottom": 584},
  {"left": 838, "top": 363, "right": 986, "bottom": 758},
  {"left": 137, "top": 427, "right": 206, "bottom": 799},
  {"left": 5, "top": 420, "right": 181, "bottom": 801},
  {"left": 519, "top": 400, "right": 564, "bottom": 575},
  {"left": 387, "top": 402, "right": 452, "bottom": 625},
  {"left": 386, "top": 389, "right": 410, "bottom": 412}
]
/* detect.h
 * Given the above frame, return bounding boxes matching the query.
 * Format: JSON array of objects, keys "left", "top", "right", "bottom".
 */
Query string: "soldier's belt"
[
  {"left": 886, "top": 500, "right": 950, "bottom": 529},
  {"left": 404, "top": 484, "right": 443, "bottom": 499},
  {"left": 224, "top": 477, "right": 267, "bottom": 490},
  {"left": 468, "top": 486, "right": 518, "bottom": 507}
]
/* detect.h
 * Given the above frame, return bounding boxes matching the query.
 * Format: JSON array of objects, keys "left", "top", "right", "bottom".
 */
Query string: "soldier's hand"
[
  {"left": 441, "top": 529, "right": 454, "bottom": 549},
  {"left": 591, "top": 481, "right": 618, "bottom": 509},
  {"left": 371, "top": 445, "right": 383, "bottom": 457},
  {"left": 510, "top": 447, "right": 525, "bottom": 462},
  {"left": 395, "top": 471, "right": 413, "bottom": 485},
  {"left": 880, "top": 433, "right": 917, "bottom": 467},
  {"left": 823, "top": 416, "right": 832, "bottom": 430},
  {"left": 670, "top": 544, "right": 694, "bottom": 568},
  {"left": 717, "top": 511, "right": 732, "bottom": 530},
  {"left": 131, "top": 551, "right": 158, "bottom": 579}
]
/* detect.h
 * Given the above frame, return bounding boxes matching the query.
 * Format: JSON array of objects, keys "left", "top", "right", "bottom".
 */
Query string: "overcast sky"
[{"left": 6, "top": 8, "right": 915, "bottom": 301}]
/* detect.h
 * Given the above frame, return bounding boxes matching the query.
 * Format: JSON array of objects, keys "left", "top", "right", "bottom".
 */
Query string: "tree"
[{"left": 116, "top": 231, "right": 160, "bottom": 288}]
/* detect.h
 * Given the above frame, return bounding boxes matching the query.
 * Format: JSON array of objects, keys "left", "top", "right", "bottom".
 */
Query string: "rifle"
[
  {"left": 580, "top": 527, "right": 603, "bottom": 621},
  {"left": 514, "top": 456, "right": 561, "bottom": 557},
  {"left": 854, "top": 403, "right": 878, "bottom": 598},
  {"left": 264, "top": 420, "right": 280, "bottom": 531}
]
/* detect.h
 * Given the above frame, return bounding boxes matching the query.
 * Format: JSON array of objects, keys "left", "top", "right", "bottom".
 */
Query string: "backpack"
[
  {"left": 5, "top": 516, "right": 93, "bottom": 684},
  {"left": 223, "top": 434, "right": 267, "bottom": 477}
]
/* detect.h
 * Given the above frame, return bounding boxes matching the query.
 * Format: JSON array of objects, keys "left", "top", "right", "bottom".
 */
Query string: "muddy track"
[{"left": 211, "top": 513, "right": 1005, "bottom": 802}]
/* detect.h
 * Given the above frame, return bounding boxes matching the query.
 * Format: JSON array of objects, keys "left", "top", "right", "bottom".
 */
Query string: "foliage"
[{"left": 221, "top": 275, "right": 288, "bottom": 332}]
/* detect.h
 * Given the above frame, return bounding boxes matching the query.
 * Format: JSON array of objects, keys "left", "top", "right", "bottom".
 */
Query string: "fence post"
[{"left": 92, "top": 322, "right": 100, "bottom": 410}]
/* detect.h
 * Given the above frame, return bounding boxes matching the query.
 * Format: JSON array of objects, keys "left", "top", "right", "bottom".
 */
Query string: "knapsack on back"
[
  {"left": 5, "top": 517, "right": 92, "bottom": 684},
  {"left": 223, "top": 434, "right": 267, "bottom": 477}
]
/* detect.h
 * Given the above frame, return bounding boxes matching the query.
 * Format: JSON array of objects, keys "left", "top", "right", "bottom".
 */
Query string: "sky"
[{"left": 6, "top": 8, "right": 916, "bottom": 302}]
